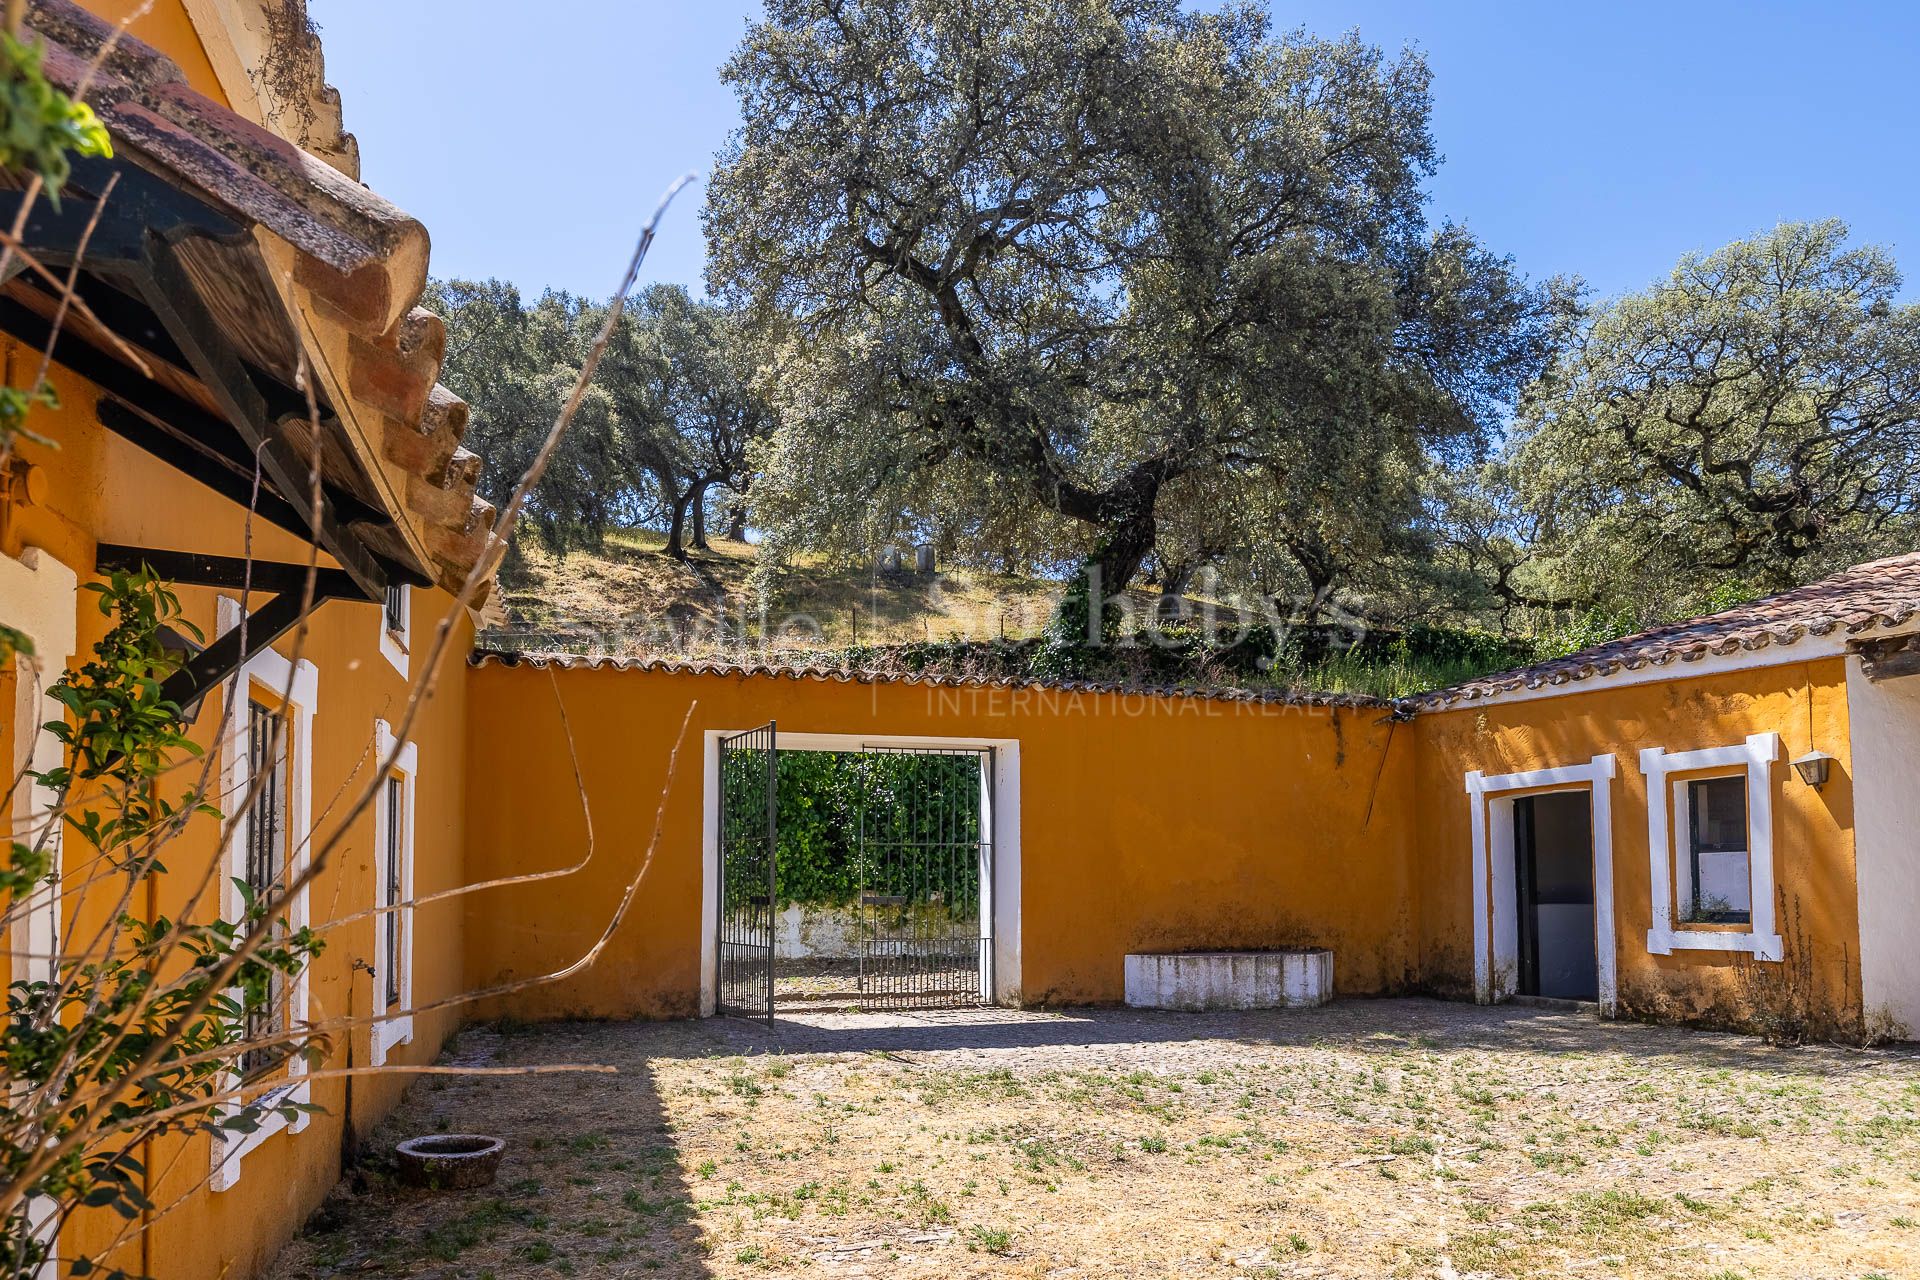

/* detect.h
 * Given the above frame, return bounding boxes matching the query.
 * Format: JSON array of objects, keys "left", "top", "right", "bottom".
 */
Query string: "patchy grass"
[
  {"left": 274, "top": 1003, "right": 1920, "bottom": 1279},
  {"left": 481, "top": 532, "right": 1529, "bottom": 699}
]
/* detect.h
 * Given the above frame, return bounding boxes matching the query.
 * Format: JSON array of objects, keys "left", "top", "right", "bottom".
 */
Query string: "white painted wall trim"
[
  {"left": 370, "top": 719, "right": 417, "bottom": 1065},
  {"left": 1465, "top": 755, "right": 1618, "bottom": 1014},
  {"left": 699, "top": 729, "right": 1022, "bottom": 1014},
  {"left": 1640, "top": 732, "right": 1783, "bottom": 960},
  {"left": 377, "top": 585, "right": 410, "bottom": 679},
  {"left": 210, "top": 598, "right": 317, "bottom": 1192},
  {"left": 1, "top": 545, "right": 77, "bottom": 1280},
  {"left": 1844, "top": 659, "right": 1920, "bottom": 1038},
  {"left": 1431, "top": 621, "right": 1914, "bottom": 712}
]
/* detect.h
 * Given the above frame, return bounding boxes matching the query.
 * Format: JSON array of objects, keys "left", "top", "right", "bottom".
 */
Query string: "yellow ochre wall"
[
  {"left": 461, "top": 664, "right": 1420, "bottom": 1017},
  {"left": 1412, "top": 658, "right": 1862, "bottom": 1030},
  {"left": 4, "top": 374, "right": 474, "bottom": 1270},
  {"left": 0, "top": 3, "right": 480, "bottom": 1273}
]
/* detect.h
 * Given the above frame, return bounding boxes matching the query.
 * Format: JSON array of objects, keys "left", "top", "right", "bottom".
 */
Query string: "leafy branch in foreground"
[
  {"left": 3, "top": 568, "right": 323, "bottom": 1280},
  {"left": 0, "top": 13, "right": 114, "bottom": 459}
]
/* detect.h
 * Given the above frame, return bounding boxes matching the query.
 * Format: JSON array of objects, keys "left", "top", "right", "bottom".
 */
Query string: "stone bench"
[{"left": 1123, "top": 948, "right": 1334, "bottom": 1011}]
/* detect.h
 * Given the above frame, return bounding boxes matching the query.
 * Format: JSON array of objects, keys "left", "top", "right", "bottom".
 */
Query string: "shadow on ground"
[
  {"left": 272, "top": 1024, "right": 712, "bottom": 1278},
  {"left": 272, "top": 998, "right": 1920, "bottom": 1278},
  {"left": 692, "top": 996, "right": 1915, "bottom": 1083}
]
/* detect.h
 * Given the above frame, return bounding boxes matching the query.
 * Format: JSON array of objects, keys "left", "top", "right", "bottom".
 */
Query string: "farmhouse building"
[{"left": 2, "top": 2, "right": 1918, "bottom": 1275}]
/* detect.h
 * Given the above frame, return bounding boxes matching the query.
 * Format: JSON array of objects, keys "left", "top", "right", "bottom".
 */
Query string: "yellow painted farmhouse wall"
[
  {"left": 1412, "top": 658, "right": 1863, "bottom": 1029},
  {"left": 3, "top": 364, "right": 474, "bottom": 1271},
  {"left": 89, "top": 0, "right": 233, "bottom": 103},
  {"left": 462, "top": 664, "right": 1421, "bottom": 1017}
]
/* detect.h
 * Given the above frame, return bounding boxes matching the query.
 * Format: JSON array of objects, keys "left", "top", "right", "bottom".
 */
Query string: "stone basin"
[{"left": 395, "top": 1133, "right": 507, "bottom": 1189}]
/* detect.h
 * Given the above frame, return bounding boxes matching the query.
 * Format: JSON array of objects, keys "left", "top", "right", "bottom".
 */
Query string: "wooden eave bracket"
[{"left": 1849, "top": 632, "right": 1920, "bottom": 683}]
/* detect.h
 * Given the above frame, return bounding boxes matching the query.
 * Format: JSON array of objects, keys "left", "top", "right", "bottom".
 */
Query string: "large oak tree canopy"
[
  {"left": 707, "top": 0, "right": 1555, "bottom": 593},
  {"left": 1509, "top": 220, "right": 1920, "bottom": 612}
]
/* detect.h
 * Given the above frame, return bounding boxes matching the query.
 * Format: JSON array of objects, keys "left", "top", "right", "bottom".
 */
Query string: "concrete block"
[{"left": 1123, "top": 949, "right": 1334, "bottom": 1011}]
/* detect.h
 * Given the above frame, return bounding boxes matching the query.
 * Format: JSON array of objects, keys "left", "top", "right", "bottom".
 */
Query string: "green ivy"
[
  {"left": 0, "top": 32, "right": 112, "bottom": 206},
  {"left": 720, "top": 750, "right": 984, "bottom": 911}
]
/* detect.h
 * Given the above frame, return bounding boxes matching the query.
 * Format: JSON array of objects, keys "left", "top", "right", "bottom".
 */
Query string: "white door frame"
[
  {"left": 699, "top": 730, "right": 1021, "bottom": 1015},
  {"left": 1465, "top": 755, "right": 1618, "bottom": 1014}
]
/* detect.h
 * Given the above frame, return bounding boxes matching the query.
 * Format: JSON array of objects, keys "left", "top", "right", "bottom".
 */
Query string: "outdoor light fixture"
[{"left": 1791, "top": 749, "right": 1834, "bottom": 790}]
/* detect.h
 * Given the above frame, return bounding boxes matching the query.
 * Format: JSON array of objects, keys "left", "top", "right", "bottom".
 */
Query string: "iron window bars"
[{"left": 241, "top": 697, "right": 288, "bottom": 1075}]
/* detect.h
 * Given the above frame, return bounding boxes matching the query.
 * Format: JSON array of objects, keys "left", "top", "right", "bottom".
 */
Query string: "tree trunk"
[
  {"left": 1090, "top": 516, "right": 1156, "bottom": 602},
  {"left": 1161, "top": 558, "right": 1198, "bottom": 599},
  {"left": 1072, "top": 513, "right": 1156, "bottom": 640},
  {"left": 664, "top": 489, "right": 693, "bottom": 560},
  {"left": 689, "top": 480, "right": 713, "bottom": 551},
  {"left": 726, "top": 502, "right": 748, "bottom": 542}
]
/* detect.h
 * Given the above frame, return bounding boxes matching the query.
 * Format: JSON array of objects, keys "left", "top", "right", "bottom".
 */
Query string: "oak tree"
[{"left": 708, "top": 0, "right": 1555, "bottom": 598}]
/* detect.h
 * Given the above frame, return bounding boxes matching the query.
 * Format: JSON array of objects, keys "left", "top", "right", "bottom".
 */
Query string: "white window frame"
[
  {"left": 210, "top": 598, "right": 317, "bottom": 1192},
  {"left": 370, "top": 719, "right": 417, "bottom": 1065},
  {"left": 3, "top": 546, "right": 77, "bottom": 1280},
  {"left": 378, "top": 583, "right": 410, "bottom": 678},
  {"left": 1465, "top": 755, "right": 1618, "bottom": 1014},
  {"left": 1641, "top": 732, "right": 1783, "bottom": 960}
]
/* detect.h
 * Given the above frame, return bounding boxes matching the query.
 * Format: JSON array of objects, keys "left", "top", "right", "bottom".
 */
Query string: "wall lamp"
[{"left": 1791, "top": 749, "right": 1834, "bottom": 790}]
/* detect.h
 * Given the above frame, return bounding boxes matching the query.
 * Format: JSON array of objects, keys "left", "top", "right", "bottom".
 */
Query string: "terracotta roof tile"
[
  {"left": 1415, "top": 551, "right": 1920, "bottom": 709},
  {"left": 25, "top": 0, "right": 497, "bottom": 596},
  {"left": 467, "top": 650, "right": 1394, "bottom": 712}
]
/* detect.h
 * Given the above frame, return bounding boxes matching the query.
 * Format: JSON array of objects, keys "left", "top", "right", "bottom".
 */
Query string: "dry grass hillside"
[
  {"left": 488, "top": 531, "right": 1180, "bottom": 655},
  {"left": 481, "top": 531, "right": 1535, "bottom": 699}
]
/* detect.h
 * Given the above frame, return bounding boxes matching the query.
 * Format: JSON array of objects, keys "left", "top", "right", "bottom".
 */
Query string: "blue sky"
[{"left": 313, "top": 1, "right": 1920, "bottom": 304}]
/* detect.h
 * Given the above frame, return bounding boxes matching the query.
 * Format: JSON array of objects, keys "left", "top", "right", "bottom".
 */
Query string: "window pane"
[
  {"left": 1683, "top": 775, "right": 1751, "bottom": 925},
  {"left": 384, "top": 774, "right": 403, "bottom": 1010},
  {"left": 243, "top": 699, "right": 289, "bottom": 1075}
]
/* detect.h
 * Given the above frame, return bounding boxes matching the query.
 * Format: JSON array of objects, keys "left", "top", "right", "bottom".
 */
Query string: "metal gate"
[
  {"left": 855, "top": 746, "right": 993, "bottom": 1009},
  {"left": 716, "top": 723, "right": 776, "bottom": 1023}
]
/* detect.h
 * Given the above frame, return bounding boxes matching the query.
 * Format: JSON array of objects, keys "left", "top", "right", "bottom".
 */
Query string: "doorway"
[
  {"left": 1467, "top": 755, "right": 1616, "bottom": 1011},
  {"left": 1512, "top": 791, "right": 1598, "bottom": 1001},
  {"left": 707, "top": 727, "right": 1015, "bottom": 1019}
]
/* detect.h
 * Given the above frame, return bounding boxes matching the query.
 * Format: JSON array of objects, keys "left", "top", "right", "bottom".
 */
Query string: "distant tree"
[
  {"left": 601, "top": 286, "right": 773, "bottom": 560},
  {"left": 1508, "top": 221, "right": 1920, "bottom": 615},
  {"left": 708, "top": 0, "right": 1557, "bottom": 605},
  {"left": 427, "top": 280, "right": 629, "bottom": 553},
  {"left": 427, "top": 281, "right": 772, "bottom": 562}
]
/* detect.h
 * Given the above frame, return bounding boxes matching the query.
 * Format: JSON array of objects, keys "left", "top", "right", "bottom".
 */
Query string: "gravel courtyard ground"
[{"left": 272, "top": 1000, "right": 1920, "bottom": 1280}]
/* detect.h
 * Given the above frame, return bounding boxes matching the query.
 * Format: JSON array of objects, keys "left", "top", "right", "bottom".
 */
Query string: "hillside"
[
  {"left": 479, "top": 531, "right": 1537, "bottom": 699},
  {"left": 485, "top": 530, "right": 1069, "bottom": 653}
]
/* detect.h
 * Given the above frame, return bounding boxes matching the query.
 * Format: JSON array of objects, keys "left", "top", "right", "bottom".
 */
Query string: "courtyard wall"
[{"left": 461, "top": 660, "right": 1422, "bottom": 1016}]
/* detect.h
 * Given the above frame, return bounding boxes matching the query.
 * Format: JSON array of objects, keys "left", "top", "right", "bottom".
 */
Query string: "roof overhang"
[{"left": 9, "top": 0, "right": 498, "bottom": 602}]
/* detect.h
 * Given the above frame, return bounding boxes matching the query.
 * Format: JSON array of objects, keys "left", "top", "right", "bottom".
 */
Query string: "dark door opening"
[{"left": 1513, "top": 791, "right": 1598, "bottom": 1001}]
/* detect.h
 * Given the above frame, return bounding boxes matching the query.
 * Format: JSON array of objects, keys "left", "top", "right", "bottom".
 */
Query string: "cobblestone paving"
[{"left": 274, "top": 1000, "right": 1920, "bottom": 1280}]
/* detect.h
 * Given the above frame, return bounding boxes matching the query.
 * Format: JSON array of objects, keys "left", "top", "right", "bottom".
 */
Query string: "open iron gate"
[
  {"left": 856, "top": 746, "right": 993, "bottom": 1009},
  {"left": 715, "top": 732, "right": 995, "bottom": 1018},
  {"left": 715, "top": 722, "right": 777, "bottom": 1023}
]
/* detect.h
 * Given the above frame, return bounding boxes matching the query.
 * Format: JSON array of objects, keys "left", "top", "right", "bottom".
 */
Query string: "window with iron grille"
[
  {"left": 210, "top": 603, "right": 319, "bottom": 1194},
  {"left": 241, "top": 698, "right": 288, "bottom": 1076},
  {"left": 384, "top": 583, "right": 407, "bottom": 640},
  {"left": 382, "top": 773, "right": 404, "bottom": 1010}
]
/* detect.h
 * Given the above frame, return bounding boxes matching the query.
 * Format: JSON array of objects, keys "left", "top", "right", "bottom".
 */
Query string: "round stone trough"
[
  {"left": 395, "top": 1134, "right": 507, "bottom": 1189},
  {"left": 1123, "top": 947, "right": 1334, "bottom": 1011}
]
